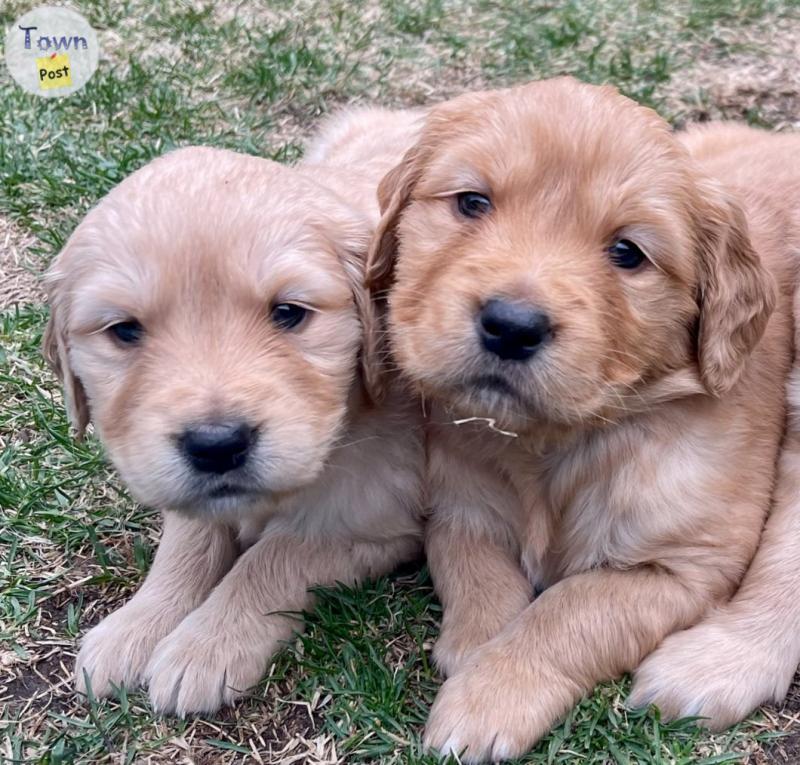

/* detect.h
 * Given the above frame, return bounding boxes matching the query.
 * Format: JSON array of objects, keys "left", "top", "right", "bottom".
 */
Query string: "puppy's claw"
[{"left": 144, "top": 611, "right": 275, "bottom": 716}]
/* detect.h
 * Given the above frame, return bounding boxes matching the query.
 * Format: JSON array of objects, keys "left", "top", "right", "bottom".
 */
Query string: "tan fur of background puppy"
[
  {"left": 364, "top": 78, "right": 798, "bottom": 762},
  {"left": 43, "top": 109, "right": 425, "bottom": 716},
  {"left": 629, "top": 123, "right": 800, "bottom": 729}
]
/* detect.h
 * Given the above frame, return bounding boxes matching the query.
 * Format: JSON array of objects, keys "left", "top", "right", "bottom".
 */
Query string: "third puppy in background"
[
  {"left": 630, "top": 123, "right": 800, "bottom": 728},
  {"left": 364, "top": 78, "right": 798, "bottom": 761}
]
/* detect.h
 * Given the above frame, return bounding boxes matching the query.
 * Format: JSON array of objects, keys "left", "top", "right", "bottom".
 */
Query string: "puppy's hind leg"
[{"left": 75, "top": 511, "right": 237, "bottom": 698}]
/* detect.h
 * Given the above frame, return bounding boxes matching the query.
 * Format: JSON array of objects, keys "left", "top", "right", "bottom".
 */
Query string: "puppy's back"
[
  {"left": 300, "top": 107, "right": 424, "bottom": 223},
  {"left": 681, "top": 123, "right": 800, "bottom": 222},
  {"left": 303, "top": 106, "right": 425, "bottom": 172}
]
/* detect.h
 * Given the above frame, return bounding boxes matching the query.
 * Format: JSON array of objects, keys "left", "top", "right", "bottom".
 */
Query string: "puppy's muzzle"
[
  {"left": 179, "top": 421, "right": 258, "bottom": 474},
  {"left": 477, "top": 298, "right": 552, "bottom": 362}
]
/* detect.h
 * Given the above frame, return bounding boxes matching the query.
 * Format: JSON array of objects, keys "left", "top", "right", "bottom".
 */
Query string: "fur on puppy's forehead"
[
  {"left": 413, "top": 81, "right": 697, "bottom": 279},
  {"left": 50, "top": 147, "right": 366, "bottom": 325}
]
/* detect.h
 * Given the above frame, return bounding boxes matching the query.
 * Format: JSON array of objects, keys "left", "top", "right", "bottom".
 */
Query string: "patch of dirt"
[
  {"left": 0, "top": 215, "right": 45, "bottom": 309},
  {"left": 753, "top": 675, "right": 800, "bottom": 764},
  {"left": 669, "top": 16, "right": 800, "bottom": 129},
  {"left": 3, "top": 650, "right": 68, "bottom": 706}
]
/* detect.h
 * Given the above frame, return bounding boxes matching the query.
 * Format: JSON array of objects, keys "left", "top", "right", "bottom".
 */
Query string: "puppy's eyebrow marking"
[
  {"left": 420, "top": 164, "right": 489, "bottom": 198},
  {"left": 74, "top": 309, "right": 140, "bottom": 335},
  {"left": 429, "top": 189, "right": 477, "bottom": 199}
]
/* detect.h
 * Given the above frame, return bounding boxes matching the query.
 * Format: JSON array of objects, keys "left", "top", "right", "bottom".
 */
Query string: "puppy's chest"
[{"left": 509, "top": 428, "right": 668, "bottom": 588}]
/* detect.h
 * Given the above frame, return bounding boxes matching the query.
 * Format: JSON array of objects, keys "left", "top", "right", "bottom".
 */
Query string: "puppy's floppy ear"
[
  {"left": 42, "top": 268, "right": 90, "bottom": 439},
  {"left": 365, "top": 147, "right": 422, "bottom": 293},
  {"left": 320, "top": 205, "right": 388, "bottom": 405},
  {"left": 337, "top": 242, "right": 386, "bottom": 405},
  {"left": 693, "top": 176, "right": 776, "bottom": 396},
  {"left": 362, "top": 144, "right": 426, "bottom": 400}
]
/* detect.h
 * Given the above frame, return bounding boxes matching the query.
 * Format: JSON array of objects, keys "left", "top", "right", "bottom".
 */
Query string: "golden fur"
[
  {"left": 44, "top": 115, "right": 424, "bottom": 715},
  {"left": 629, "top": 123, "right": 800, "bottom": 728},
  {"left": 364, "top": 78, "right": 798, "bottom": 761}
]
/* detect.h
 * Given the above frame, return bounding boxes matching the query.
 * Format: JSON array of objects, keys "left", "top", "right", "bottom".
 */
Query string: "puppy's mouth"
[
  {"left": 466, "top": 373, "right": 520, "bottom": 398},
  {"left": 456, "top": 373, "right": 532, "bottom": 411},
  {"left": 207, "top": 482, "right": 257, "bottom": 500},
  {"left": 439, "top": 372, "right": 535, "bottom": 424}
]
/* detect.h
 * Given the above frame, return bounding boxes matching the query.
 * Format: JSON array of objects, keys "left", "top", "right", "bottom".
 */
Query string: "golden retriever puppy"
[
  {"left": 629, "top": 123, "right": 800, "bottom": 728},
  {"left": 44, "top": 124, "right": 424, "bottom": 716},
  {"left": 364, "top": 79, "right": 797, "bottom": 761}
]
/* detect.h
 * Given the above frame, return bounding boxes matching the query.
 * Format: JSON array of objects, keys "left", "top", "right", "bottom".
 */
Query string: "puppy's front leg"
[
  {"left": 428, "top": 514, "right": 533, "bottom": 677},
  {"left": 427, "top": 432, "right": 534, "bottom": 677},
  {"left": 424, "top": 566, "right": 715, "bottom": 763},
  {"left": 76, "top": 511, "right": 237, "bottom": 697},
  {"left": 145, "top": 525, "right": 419, "bottom": 716}
]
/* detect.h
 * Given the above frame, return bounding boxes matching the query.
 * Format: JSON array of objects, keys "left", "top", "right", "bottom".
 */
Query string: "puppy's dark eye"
[
  {"left": 108, "top": 320, "right": 144, "bottom": 345},
  {"left": 608, "top": 239, "right": 646, "bottom": 270},
  {"left": 456, "top": 192, "right": 492, "bottom": 219},
  {"left": 271, "top": 303, "right": 308, "bottom": 330}
]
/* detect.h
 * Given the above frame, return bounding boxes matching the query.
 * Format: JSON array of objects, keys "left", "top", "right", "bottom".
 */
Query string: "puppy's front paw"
[
  {"left": 145, "top": 612, "right": 278, "bottom": 716},
  {"left": 424, "top": 643, "right": 574, "bottom": 763},
  {"left": 629, "top": 619, "right": 796, "bottom": 729},
  {"left": 75, "top": 601, "right": 177, "bottom": 698}
]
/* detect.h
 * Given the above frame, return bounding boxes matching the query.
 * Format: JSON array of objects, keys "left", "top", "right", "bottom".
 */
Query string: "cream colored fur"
[{"left": 45, "top": 115, "right": 424, "bottom": 715}]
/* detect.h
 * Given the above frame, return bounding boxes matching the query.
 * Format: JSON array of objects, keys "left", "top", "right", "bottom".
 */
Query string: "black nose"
[
  {"left": 180, "top": 421, "right": 257, "bottom": 474},
  {"left": 478, "top": 298, "right": 552, "bottom": 361}
]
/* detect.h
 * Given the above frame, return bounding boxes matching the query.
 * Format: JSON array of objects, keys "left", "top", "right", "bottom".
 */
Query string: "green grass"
[{"left": 2, "top": 0, "right": 799, "bottom": 763}]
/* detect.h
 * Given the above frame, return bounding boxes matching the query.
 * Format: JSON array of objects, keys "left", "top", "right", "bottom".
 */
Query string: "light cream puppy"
[
  {"left": 629, "top": 124, "right": 800, "bottom": 728},
  {"left": 45, "top": 111, "right": 424, "bottom": 716},
  {"left": 364, "top": 79, "right": 797, "bottom": 761}
]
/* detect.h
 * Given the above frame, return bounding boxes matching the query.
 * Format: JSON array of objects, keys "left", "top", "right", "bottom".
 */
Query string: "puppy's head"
[
  {"left": 366, "top": 77, "right": 775, "bottom": 432},
  {"left": 44, "top": 147, "right": 372, "bottom": 515}
]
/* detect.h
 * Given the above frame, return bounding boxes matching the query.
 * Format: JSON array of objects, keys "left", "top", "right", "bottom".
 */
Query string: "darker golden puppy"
[{"left": 365, "top": 78, "right": 798, "bottom": 761}]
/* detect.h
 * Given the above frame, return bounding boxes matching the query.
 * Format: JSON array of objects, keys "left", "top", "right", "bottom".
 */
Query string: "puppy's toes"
[
  {"left": 424, "top": 643, "right": 572, "bottom": 763},
  {"left": 145, "top": 615, "right": 275, "bottom": 716},
  {"left": 629, "top": 620, "right": 795, "bottom": 730},
  {"left": 75, "top": 604, "right": 174, "bottom": 698}
]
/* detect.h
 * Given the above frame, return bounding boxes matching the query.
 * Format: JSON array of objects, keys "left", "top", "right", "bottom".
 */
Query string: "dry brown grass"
[
  {"left": 667, "top": 15, "right": 800, "bottom": 128},
  {"left": 0, "top": 216, "right": 44, "bottom": 310}
]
